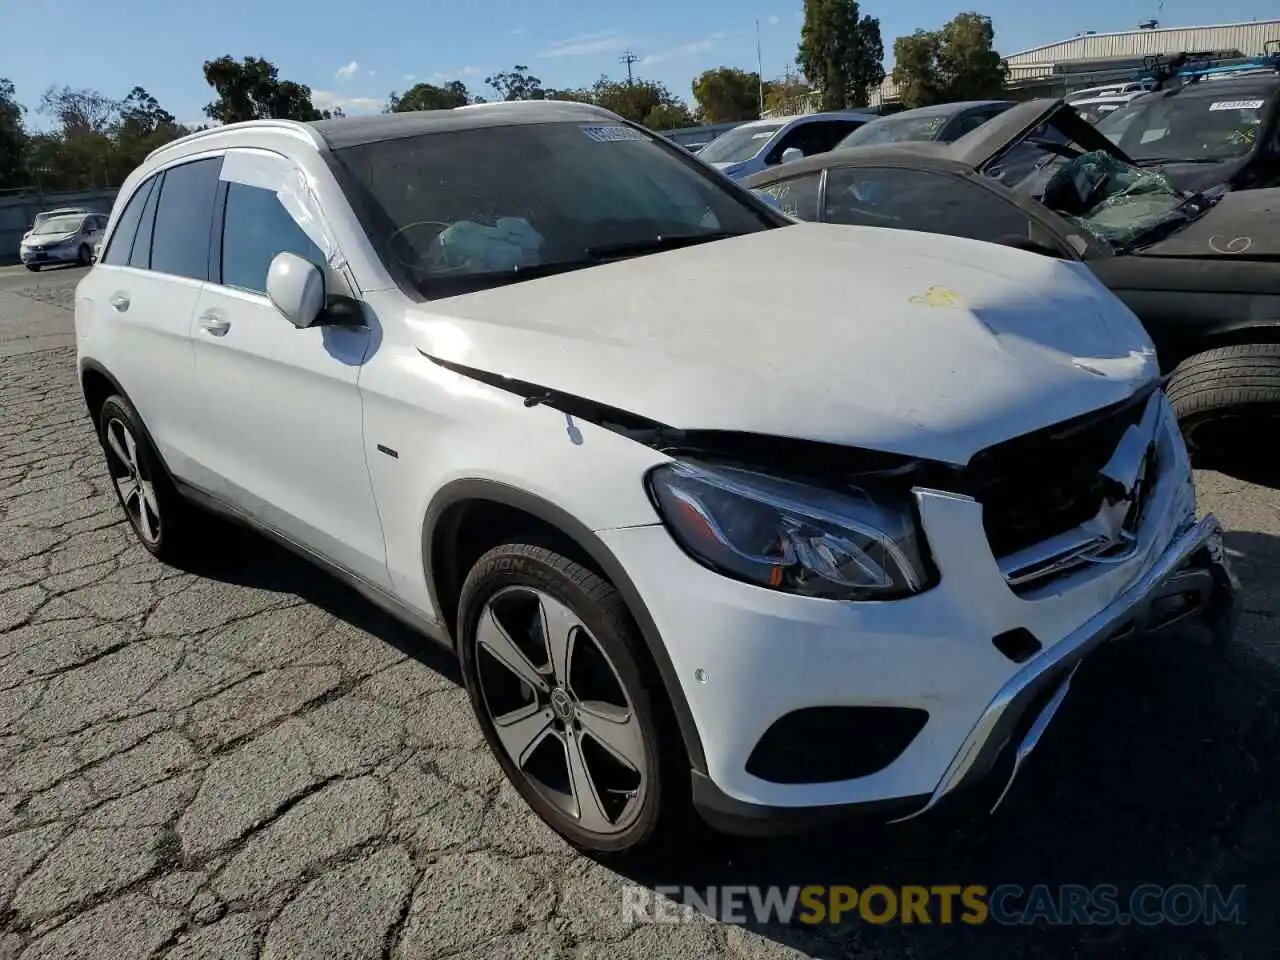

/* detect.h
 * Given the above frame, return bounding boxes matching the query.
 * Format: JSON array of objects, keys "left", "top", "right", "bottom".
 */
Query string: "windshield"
[
  {"left": 1095, "top": 89, "right": 1270, "bottom": 163},
  {"left": 698, "top": 123, "right": 783, "bottom": 164},
  {"left": 32, "top": 216, "right": 84, "bottom": 236},
  {"left": 1074, "top": 102, "right": 1125, "bottom": 124},
  {"left": 837, "top": 114, "right": 948, "bottom": 148},
  {"left": 332, "top": 121, "right": 778, "bottom": 298}
]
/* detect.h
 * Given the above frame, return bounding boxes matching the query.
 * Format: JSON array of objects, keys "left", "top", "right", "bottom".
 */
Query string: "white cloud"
[
  {"left": 640, "top": 36, "right": 719, "bottom": 66},
  {"left": 459, "top": 66, "right": 482, "bottom": 77},
  {"left": 312, "top": 89, "right": 383, "bottom": 114},
  {"left": 403, "top": 73, "right": 415, "bottom": 81},
  {"left": 335, "top": 60, "right": 360, "bottom": 79},
  {"left": 368, "top": 69, "right": 376, "bottom": 76},
  {"left": 769, "top": 14, "right": 780, "bottom": 25},
  {"left": 540, "top": 30, "right": 625, "bottom": 58},
  {"left": 510, "top": 26, "right": 526, "bottom": 35}
]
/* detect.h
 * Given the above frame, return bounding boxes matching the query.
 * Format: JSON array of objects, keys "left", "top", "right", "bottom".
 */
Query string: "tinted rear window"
[{"left": 150, "top": 158, "right": 221, "bottom": 281}]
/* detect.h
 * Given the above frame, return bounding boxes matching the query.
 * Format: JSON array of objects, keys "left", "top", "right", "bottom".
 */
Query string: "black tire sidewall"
[
  {"left": 457, "top": 544, "right": 676, "bottom": 855},
  {"left": 98, "top": 395, "right": 183, "bottom": 559},
  {"left": 78, "top": 245, "right": 91, "bottom": 265}
]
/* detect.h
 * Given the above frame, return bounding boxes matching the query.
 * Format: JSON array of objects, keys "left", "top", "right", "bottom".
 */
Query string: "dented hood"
[{"left": 399, "top": 224, "right": 1158, "bottom": 466}]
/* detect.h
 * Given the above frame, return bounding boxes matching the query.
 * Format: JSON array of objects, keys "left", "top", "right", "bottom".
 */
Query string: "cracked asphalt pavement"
[{"left": 1, "top": 263, "right": 1278, "bottom": 959}]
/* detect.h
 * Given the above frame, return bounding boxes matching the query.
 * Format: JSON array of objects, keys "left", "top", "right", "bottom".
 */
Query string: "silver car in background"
[{"left": 19, "top": 211, "right": 107, "bottom": 271}]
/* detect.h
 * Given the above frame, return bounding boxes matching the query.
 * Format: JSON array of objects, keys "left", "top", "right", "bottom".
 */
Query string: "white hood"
[{"left": 403, "top": 223, "right": 1158, "bottom": 466}]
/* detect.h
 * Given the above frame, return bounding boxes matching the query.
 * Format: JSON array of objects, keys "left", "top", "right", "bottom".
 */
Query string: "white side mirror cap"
[
  {"left": 266, "top": 252, "right": 325, "bottom": 329},
  {"left": 781, "top": 147, "right": 805, "bottom": 164}
]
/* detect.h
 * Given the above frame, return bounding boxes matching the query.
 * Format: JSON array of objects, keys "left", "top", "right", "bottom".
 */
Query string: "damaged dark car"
[{"left": 743, "top": 93, "right": 1280, "bottom": 465}]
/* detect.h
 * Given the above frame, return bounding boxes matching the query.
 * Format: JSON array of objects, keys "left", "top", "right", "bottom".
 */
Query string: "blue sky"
[{"left": 2, "top": 0, "right": 1277, "bottom": 127}]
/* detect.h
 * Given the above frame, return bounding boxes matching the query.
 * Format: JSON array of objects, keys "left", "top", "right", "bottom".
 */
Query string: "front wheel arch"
[{"left": 422, "top": 479, "right": 708, "bottom": 776}]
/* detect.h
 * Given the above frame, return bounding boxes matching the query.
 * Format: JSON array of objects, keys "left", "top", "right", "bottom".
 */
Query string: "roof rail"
[
  {"left": 145, "top": 119, "right": 322, "bottom": 162},
  {"left": 1137, "top": 46, "right": 1280, "bottom": 90}
]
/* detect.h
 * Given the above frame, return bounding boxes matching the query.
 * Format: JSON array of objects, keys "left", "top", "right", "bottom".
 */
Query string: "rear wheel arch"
[
  {"left": 79, "top": 361, "right": 175, "bottom": 482},
  {"left": 422, "top": 479, "right": 708, "bottom": 775}
]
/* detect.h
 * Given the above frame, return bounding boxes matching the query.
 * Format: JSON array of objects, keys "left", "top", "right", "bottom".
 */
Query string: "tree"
[
  {"left": 39, "top": 86, "right": 120, "bottom": 135},
  {"left": 891, "top": 13, "right": 1007, "bottom": 108},
  {"left": 763, "top": 74, "right": 814, "bottom": 115},
  {"left": 118, "top": 86, "right": 177, "bottom": 138},
  {"left": 388, "top": 81, "right": 470, "bottom": 112},
  {"left": 543, "top": 87, "right": 594, "bottom": 104},
  {"left": 691, "top": 67, "right": 761, "bottom": 123},
  {"left": 485, "top": 65, "right": 544, "bottom": 101},
  {"left": 590, "top": 76, "right": 690, "bottom": 127},
  {"left": 0, "top": 78, "right": 26, "bottom": 189},
  {"left": 202, "top": 55, "right": 332, "bottom": 123},
  {"left": 797, "top": 0, "right": 885, "bottom": 109}
]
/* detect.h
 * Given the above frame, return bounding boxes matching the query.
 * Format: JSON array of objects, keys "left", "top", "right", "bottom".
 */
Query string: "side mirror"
[
  {"left": 266, "top": 252, "right": 325, "bottom": 329},
  {"left": 781, "top": 147, "right": 805, "bottom": 164}
]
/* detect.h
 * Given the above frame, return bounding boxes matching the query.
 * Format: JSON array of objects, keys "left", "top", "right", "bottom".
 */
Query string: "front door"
[{"left": 190, "top": 150, "right": 390, "bottom": 589}]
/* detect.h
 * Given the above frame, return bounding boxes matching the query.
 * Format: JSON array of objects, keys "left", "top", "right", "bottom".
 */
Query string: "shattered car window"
[
  {"left": 1041, "top": 150, "right": 1188, "bottom": 249},
  {"left": 1095, "top": 90, "right": 1269, "bottom": 163}
]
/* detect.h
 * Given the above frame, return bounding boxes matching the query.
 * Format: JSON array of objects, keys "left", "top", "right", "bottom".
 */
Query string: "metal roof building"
[{"left": 866, "top": 18, "right": 1280, "bottom": 107}]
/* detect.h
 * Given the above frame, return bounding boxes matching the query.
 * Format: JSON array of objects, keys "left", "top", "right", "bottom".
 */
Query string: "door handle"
[
  {"left": 108, "top": 293, "right": 130, "bottom": 312},
  {"left": 198, "top": 310, "right": 231, "bottom": 337}
]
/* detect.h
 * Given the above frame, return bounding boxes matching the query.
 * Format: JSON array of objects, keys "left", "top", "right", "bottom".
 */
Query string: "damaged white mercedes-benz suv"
[{"left": 75, "top": 101, "right": 1239, "bottom": 855}]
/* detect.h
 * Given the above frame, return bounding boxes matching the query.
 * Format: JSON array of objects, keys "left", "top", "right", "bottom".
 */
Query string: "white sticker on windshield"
[
  {"left": 580, "top": 124, "right": 648, "bottom": 142},
  {"left": 1209, "top": 99, "right": 1264, "bottom": 111},
  {"left": 752, "top": 131, "right": 774, "bottom": 139}
]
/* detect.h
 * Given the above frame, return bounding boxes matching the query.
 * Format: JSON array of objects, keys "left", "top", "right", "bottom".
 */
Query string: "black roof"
[
  {"left": 308, "top": 100, "right": 621, "bottom": 149},
  {"left": 740, "top": 143, "right": 968, "bottom": 187},
  {"left": 873, "top": 99, "right": 1014, "bottom": 119}
]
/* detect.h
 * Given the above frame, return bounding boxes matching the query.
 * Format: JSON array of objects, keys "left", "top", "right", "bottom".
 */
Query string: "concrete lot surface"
[{"left": 1, "top": 263, "right": 1278, "bottom": 958}]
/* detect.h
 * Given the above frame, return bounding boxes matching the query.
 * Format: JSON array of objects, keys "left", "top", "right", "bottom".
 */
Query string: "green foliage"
[
  {"left": 0, "top": 78, "right": 26, "bottom": 189},
  {"left": 692, "top": 67, "right": 762, "bottom": 123},
  {"left": 797, "top": 0, "right": 885, "bottom": 109},
  {"left": 202, "top": 55, "right": 332, "bottom": 123},
  {"left": 388, "top": 81, "right": 471, "bottom": 112},
  {"left": 591, "top": 76, "right": 691, "bottom": 127},
  {"left": 485, "top": 65, "right": 545, "bottom": 101},
  {"left": 891, "top": 12, "right": 1008, "bottom": 109}
]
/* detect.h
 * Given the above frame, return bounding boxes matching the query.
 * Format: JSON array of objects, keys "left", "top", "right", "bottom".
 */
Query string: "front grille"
[{"left": 965, "top": 387, "right": 1155, "bottom": 559}]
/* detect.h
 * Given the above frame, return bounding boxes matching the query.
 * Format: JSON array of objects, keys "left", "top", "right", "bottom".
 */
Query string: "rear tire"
[
  {"left": 1166, "top": 344, "right": 1280, "bottom": 465},
  {"left": 457, "top": 542, "right": 691, "bottom": 857},
  {"left": 97, "top": 394, "right": 199, "bottom": 564},
  {"left": 24, "top": 264, "right": 39, "bottom": 272}
]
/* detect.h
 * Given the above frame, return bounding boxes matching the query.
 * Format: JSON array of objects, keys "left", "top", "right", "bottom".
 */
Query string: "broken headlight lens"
[{"left": 647, "top": 461, "right": 933, "bottom": 600}]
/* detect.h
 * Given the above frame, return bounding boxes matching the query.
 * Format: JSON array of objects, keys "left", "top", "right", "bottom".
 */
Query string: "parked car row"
[{"left": 75, "top": 99, "right": 1239, "bottom": 858}]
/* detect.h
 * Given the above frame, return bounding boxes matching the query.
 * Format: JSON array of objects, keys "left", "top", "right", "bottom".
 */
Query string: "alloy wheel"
[
  {"left": 104, "top": 417, "right": 161, "bottom": 544},
  {"left": 475, "top": 586, "right": 647, "bottom": 836}
]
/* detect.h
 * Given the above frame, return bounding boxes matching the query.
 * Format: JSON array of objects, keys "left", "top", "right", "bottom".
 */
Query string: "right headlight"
[{"left": 646, "top": 460, "right": 934, "bottom": 601}]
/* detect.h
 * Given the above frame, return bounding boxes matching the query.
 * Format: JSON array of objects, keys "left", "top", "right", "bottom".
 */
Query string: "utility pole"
[
  {"left": 755, "top": 20, "right": 765, "bottom": 115},
  {"left": 619, "top": 50, "right": 639, "bottom": 84}
]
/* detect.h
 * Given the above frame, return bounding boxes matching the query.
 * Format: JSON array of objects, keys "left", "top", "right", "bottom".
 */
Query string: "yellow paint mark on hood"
[{"left": 909, "top": 286, "right": 964, "bottom": 308}]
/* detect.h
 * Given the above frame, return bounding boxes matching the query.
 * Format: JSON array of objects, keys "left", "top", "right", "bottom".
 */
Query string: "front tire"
[
  {"left": 97, "top": 395, "right": 197, "bottom": 563},
  {"left": 1166, "top": 344, "right": 1280, "bottom": 466},
  {"left": 457, "top": 542, "right": 688, "bottom": 856},
  {"left": 77, "top": 244, "right": 92, "bottom": 266},
  {"left": 24, "top": 263, "right": 39, "bottom": 272}
]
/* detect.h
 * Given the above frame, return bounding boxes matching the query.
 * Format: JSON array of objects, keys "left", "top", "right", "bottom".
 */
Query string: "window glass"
[
  {"left": 130, "top": 175, "right": 161, "bottom": 270},
  {"left": 101, "top": 178, "right": 155, "bottom": 266},
  {"left": 221, "top": 181, "right": 326, "bottom": 294},
  {"left": 752, "top": 174, "right": 821, "bottom": 220},
  {"left": 698, "top": 123, "right": 784, "bottom": 164},
  {"left": 332, "top": 121, "right": 776, "bottom": 298},
  {"left": 1095, "top": 88, "right": 1270, "bottom": 162},
  {"left": 150, "top": 158, "right": 221, "bottom": 281},
  {"left": 823, "top": 166, "right": 1057, "bottom": 249}
]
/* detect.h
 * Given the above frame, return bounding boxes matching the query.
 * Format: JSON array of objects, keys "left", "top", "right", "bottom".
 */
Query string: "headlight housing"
[{"left": 647, "top": 461, "right": 934, "bottom": 600}]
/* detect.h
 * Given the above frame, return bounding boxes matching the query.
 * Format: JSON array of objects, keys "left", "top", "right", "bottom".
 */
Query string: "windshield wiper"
[{"left": 585, "top": 231, "right": 747, "bottom": 260}]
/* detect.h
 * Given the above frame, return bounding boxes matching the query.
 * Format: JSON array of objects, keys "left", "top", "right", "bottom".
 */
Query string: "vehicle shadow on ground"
[
  {"left": 178, "top": 520, "right": 1279, "bottom": 959},
  {"left": 185, "top": 521, "right": 462, "bottom": 685}
]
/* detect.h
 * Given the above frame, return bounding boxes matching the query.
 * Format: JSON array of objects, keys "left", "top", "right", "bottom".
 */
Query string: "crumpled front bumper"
[{"left": 893, "top": 511, "right": 1239, "bottom": 821}]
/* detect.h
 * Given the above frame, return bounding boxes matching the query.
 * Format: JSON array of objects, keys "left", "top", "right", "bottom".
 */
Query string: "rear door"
[
  {"left": 189, "top": 149, "right": 389, "bottom": 589},
  {"left": 87, "top": 157, "right": 223, "bottom": 491}
]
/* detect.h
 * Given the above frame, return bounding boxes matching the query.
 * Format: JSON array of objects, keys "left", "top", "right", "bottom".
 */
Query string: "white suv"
[{"left": 75, "top": 102, "right": 1239, "bottom": 854}]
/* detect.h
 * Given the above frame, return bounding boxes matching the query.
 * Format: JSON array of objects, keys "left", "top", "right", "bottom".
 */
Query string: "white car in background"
[
  {"left": 697, "top": 110, "right": 880, "bottom": 180},
  {"left": 20, "top": 211, "right": 107, "bottom": 270},
  {"left": 75, "top": 102, "right": 1238, "bottom": 855}
]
